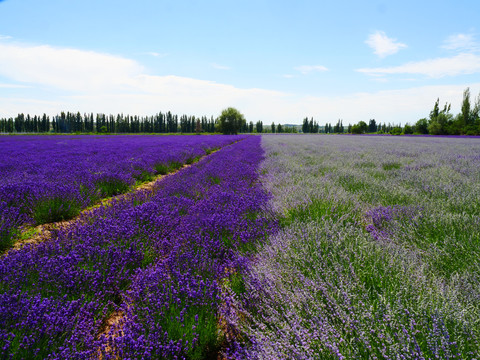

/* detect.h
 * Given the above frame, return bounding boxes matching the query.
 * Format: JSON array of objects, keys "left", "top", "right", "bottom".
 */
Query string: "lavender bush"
[{"left": 228, "top": 135, "right": 480, "bottom": 359}]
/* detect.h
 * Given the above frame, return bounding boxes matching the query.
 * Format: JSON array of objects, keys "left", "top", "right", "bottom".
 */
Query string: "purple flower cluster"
[
  {"left": 0, "top": 135, "right": 276, "bottom": 359},
  {"left": 365, "top": 205, "right": 423, "bottom": 242},
  {"left": 0, "top": 135, "right": 238, "bottom": 251}
]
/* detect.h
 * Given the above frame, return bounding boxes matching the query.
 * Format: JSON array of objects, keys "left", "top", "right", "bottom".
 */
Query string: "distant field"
[{"left": 0, "top": 134, "right": 479, "bottom": 359}]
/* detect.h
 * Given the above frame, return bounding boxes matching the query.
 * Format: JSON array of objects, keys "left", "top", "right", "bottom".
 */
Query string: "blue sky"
[{"left": 1, "top": 0, "right": 480, "bottom": 125}]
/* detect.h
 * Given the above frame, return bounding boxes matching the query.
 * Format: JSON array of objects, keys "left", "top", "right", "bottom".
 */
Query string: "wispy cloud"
[
  {"left": 442, "top": 33, "right": 479, "bottom": 52},
  {"left": 0, "top": 35, "right": 12, "bottom": 40},
  {"left": 294, "top": 65, "right": 328, "bottom": 75},
  {"left": 144, "top": 51, "right": 168, "bottom": 58},
  {"left": 211, "top": 63, "right": 231, "bottom": 70},
  {"left": 365, "top": 30, "right": 407, "bottom": 58},
  {"left": 357, "top": 53, "right": 480, "bottom": 78}
]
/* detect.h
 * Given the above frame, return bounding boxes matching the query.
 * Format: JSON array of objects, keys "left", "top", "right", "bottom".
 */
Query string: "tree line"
[
  {"left": 299, "top": 88, "right": 480, "bottom": 136},
  {"left": 0, "top": 110, "right": 300, "bottom": 135},
  {"left": 343, "top": 87, "right": 480, "bottom": 136},
  {"left": 0, "top": 111, "right": 219, "bottom": 134},
  {"left": 415, "top": 87, "right": 480, "bottom": 135},
  {"left": 4, "top": 87, "right": 478, "bottom": 136}
]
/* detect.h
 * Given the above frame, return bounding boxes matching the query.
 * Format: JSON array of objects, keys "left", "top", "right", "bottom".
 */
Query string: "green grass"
[
  {"left": 228, "top": 272, "right": 246, "bottom": 296},
  {"left": 382, "top": 162, "right": 402, "bottom": 171},
  {"left": 186, "top": 156, "right": 201, "bottom": 165},
  {"left": 0, "top": 229, "right": 18, "bottom": 253},
  {"left": 208, "top": 176, "right": 221, "bottom": 185},
  {"left": 338, "top": 174, "right": 370, "bottom": 193},
  {"left": 281, "top": 197, "right": 356, "bottom": 228},
  {"left": 33, "top": 197, "right": 82, "bottom": 224},
  {"left": 205, "top": 147, "right": 219, "bottom": 155},
  {"left": 133, "top": 170, "right": 156, "bottom": 183},
  {"left": 95, "top": 179, "right": 131, "bottom": 197},
  {"left": 154, "top": 163, "right": 170, "bottom": 175},
  {"left": 169, "top": 161, "right": 183, "bottom": 171}
]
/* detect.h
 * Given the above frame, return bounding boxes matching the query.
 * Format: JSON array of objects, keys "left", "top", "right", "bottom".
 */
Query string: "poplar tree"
[
  {"left": 461, "top": 87, "right": 471, "bottom": 127},
  {"left": 256, "top": 120, "right": 263, "bottom": 133},
  {"left": 302, "top": 117, "right": 309, "bottom": 133}
]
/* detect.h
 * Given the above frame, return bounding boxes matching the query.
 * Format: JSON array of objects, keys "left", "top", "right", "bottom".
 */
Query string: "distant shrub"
[{"left": 390, "top": 126, "right": 403, "bottom": 135}]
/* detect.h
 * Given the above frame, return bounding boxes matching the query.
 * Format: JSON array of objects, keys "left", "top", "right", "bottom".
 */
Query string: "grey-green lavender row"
[{"left": 227, "top": 135, "right": 480, "bottom": 359}]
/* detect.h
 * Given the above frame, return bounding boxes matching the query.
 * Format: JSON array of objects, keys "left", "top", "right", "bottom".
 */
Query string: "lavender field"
[
  {"left": 1, "top": 134, "right": 479, "bottom": 359},
  {"left": 0, "top": 135, "right": 277, "bottom": 359},
  {"left": 0, "top": 135, "right": 239, "bottom": 252},
  {"left": 227, "top": 135, "right": 480, "bottom": 359}
]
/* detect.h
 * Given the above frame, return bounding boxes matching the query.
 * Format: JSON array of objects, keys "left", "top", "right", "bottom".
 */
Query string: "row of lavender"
[
  {"left": 0, "top": 135, "right": 238, "bottom": 251},
  {"left": 227, "top": 135, "right": 480, "bottom": 359},
  {"left": 0, "top": 135, "right": 276, "bottom": 359}
]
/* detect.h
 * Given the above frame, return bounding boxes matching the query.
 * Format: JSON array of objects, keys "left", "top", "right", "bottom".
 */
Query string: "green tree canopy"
[
  {"left": 415, "top": 118, "right": 429, "bottom": 134},
  {"left": 351, "top": 120, "right": 368, "bottom": 134},
  {"left": 216, "top": 107, "right": 246, "bottom": 135}
]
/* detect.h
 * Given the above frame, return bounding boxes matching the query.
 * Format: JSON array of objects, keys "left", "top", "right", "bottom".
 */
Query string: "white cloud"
[
  {"left": 357, "top": 54, "right": 480, "bottom": 78},
  {"left": 294, "top": 65, "right": 328, "bottom": 74},
  {"left": 442, "top": 33, "right": 479, "bottom": 52},
  {"left": 357, "top": 53, "right": 480, "bottom": 78},
  {"left": 0, "top": 42, "right": 144, "bottom": 93},
  {"left": 0, "top": 40, "right": 288, "bottom": 118},
  {"left": 365, "top": 31, "right": 407, "bottom": 58},
  {"left": 0, "top": 40, "right": 479, "bottom": 126},
  {"left": 0, "top": 35, "right": 12, "bottom": 40},
  {"left": 211, "top": 63, "right": 231, "bottom": 70}
]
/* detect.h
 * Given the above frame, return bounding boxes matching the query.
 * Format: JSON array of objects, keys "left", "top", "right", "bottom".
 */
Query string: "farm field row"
[
  {"left": 1, "top": 134, "right": 480, "bottom": 359},
  {"left": 227, "top": 135, "right": 480, "bottom": 359},
  {"left": 0, "top": 135, "right": 240, "bottom": 252},
  {"left": 0, "top": 135, "right": 277, "bottom": 359}
]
